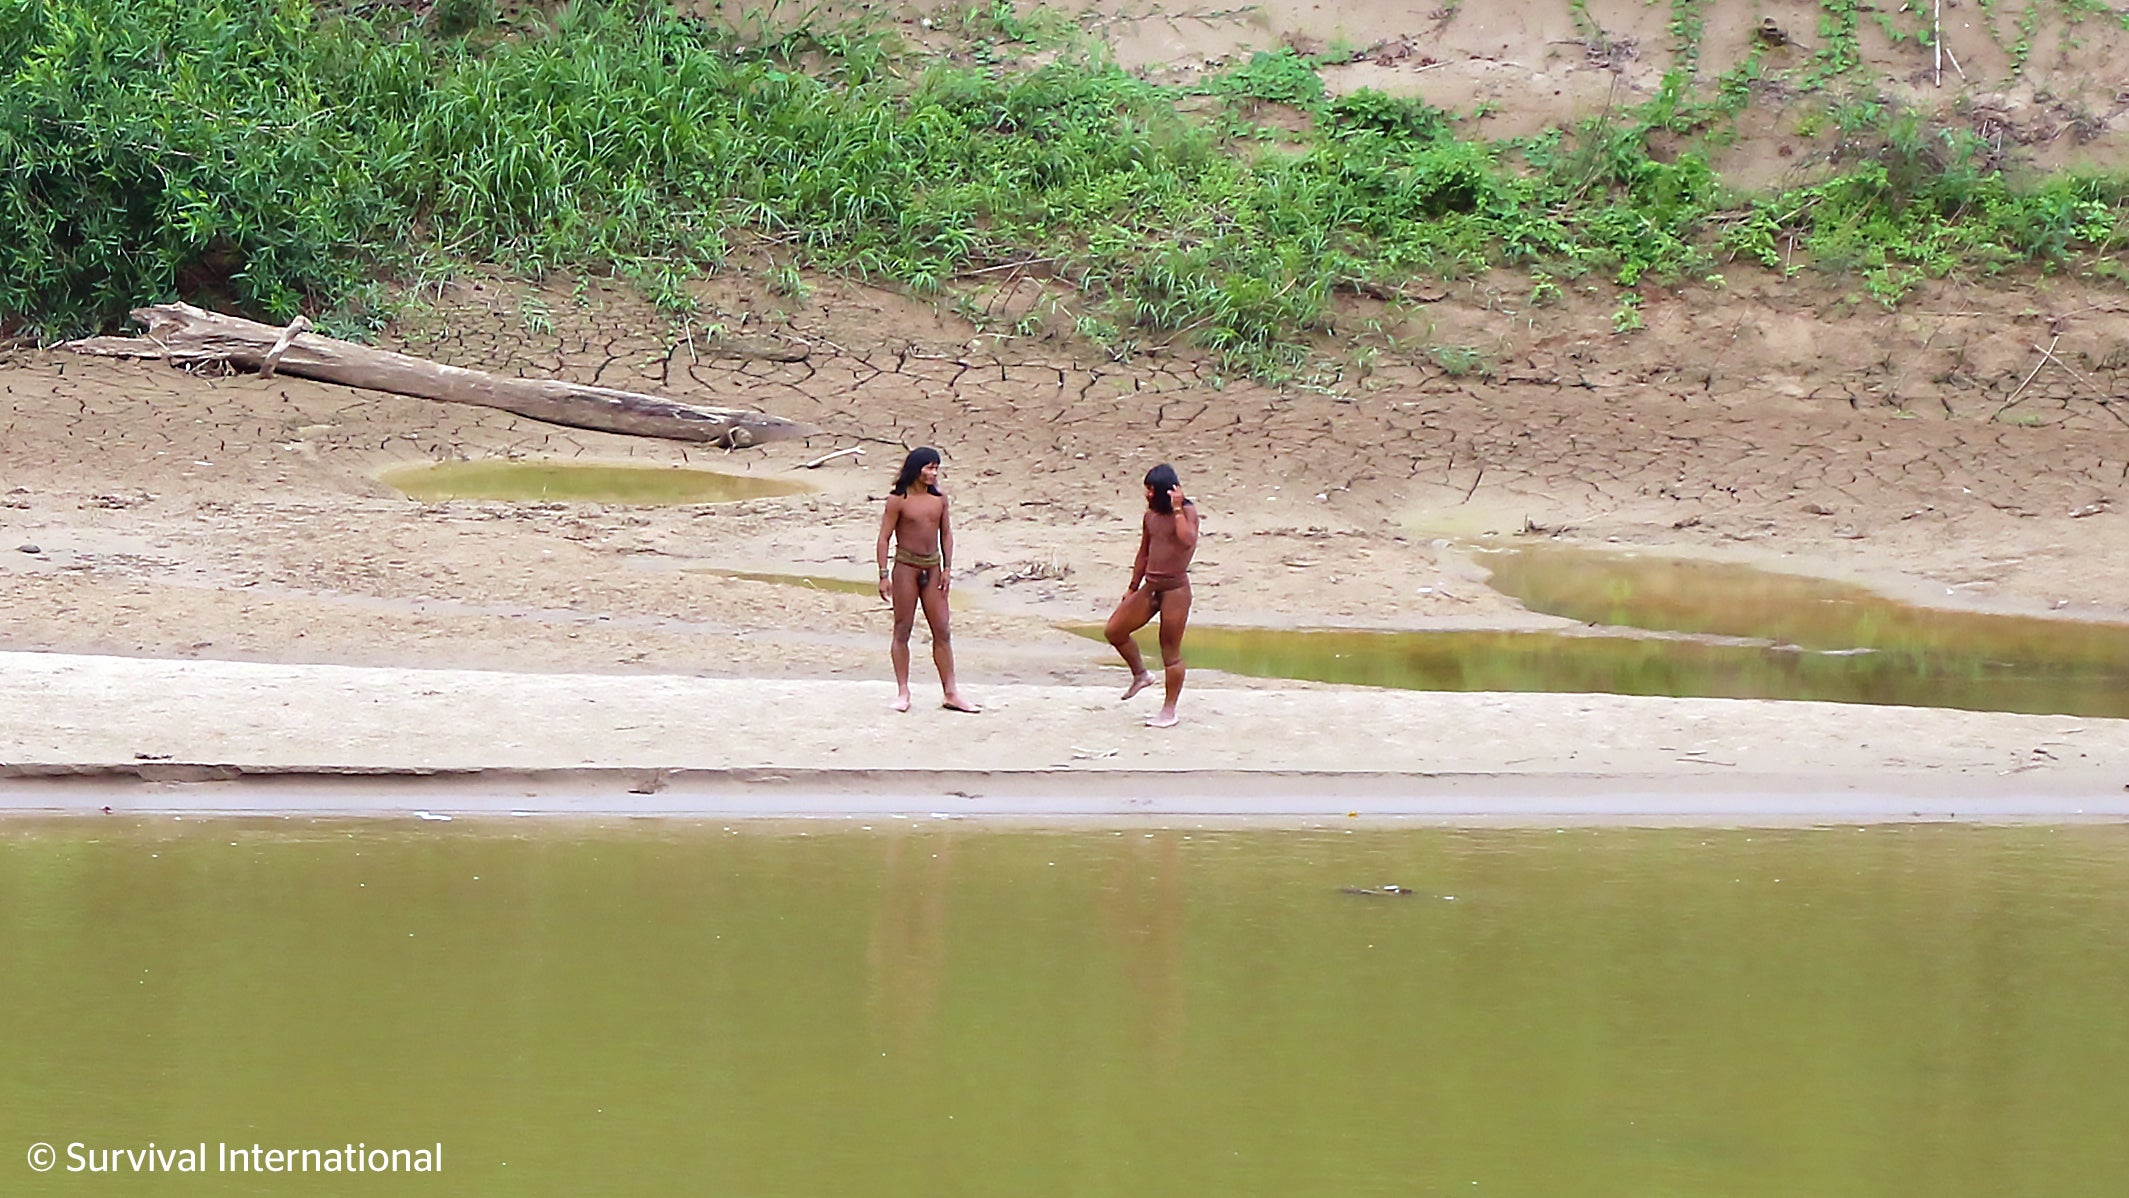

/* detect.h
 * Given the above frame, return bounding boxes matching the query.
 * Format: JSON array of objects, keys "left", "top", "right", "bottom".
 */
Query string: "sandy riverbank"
[{"left": 3, "top": 651, "right": 2125, "bottom": 821}]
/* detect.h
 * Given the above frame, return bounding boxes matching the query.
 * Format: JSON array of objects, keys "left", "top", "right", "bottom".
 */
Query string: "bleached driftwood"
[
  {"left": 798, "top": 445, "right": 865, "bottom": 468},
  {"left": 62, "top": 303, "right": 811, "bottom": 447}
]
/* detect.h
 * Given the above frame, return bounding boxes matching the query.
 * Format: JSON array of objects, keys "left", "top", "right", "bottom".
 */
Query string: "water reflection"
[
  {"left": 1101, "top": 833, "right": 1189, "bottom": 1073},
  {"left": 867, "top": 831, "right": 953, "bottom": 1054},
  {"left": 4, "top": 821, "right": 2127, "bottom": 1197}
]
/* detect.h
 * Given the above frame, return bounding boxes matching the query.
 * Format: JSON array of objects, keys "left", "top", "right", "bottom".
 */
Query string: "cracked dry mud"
[{"left": 3, "top": 268, "right": 2127, "bottom": 702}]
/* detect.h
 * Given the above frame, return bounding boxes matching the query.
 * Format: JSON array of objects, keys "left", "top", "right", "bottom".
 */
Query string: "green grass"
[{"left": 4, "top": 0, "right": 2128, "bottom": 373}]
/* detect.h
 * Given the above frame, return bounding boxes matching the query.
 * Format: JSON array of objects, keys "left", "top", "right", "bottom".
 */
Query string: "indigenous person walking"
[
  {"left": 1105, "top": 464, "right": 1201, "bottom": 728},
  {"left": 877, "top": 447, "right": 978, "bottom": 714}
]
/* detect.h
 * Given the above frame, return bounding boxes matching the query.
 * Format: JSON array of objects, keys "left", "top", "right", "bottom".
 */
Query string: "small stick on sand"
[
  {"left": 800, "top": 446, "right": 866, "bottom": 469},
  {"left": 1992, "top": 334, "right": 2058, "bottom": 421},
  {"left": 2032, "top": 343, "right": 2129, "bottom": 426}
]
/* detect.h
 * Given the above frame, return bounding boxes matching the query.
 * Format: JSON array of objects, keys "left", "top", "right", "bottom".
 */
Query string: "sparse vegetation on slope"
[{"left": 4, "top": 0, "right": 2127, "bottom": 374}]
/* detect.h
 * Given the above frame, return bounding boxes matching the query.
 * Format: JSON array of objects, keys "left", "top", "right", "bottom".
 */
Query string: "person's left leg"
[
  {"left": 1147, "top": 584, "right": 1191, "bottom": 728},
  {"left": 920, "top": 576, "right": 979, "bottom": 712}
]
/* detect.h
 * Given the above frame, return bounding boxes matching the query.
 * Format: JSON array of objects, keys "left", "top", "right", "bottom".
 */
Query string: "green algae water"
[
  {"left": 687, "top": 568, "right": 881, "bottom": 596},
  {"left": 1089, "top": 622, "right": 2129, "bottom": 717},
  {"left": 381, "top": 460, "right": 810, "bottom": 504},
  {"left": 1481, "top": 542, "right": 2129, "bottom": 655},
  {"left": 1478, "top": 544, "right": 2129, "bottom": 716},
  {"left": 1076, "top": 544, "right": 2129, "bottom": 717},
  {"left": 6, "top": 820, "right": 2129, "bottom": 1196}
]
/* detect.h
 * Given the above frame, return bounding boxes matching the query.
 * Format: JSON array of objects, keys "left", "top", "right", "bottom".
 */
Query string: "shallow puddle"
[
  {"left": 1084, "top": 623, "right": 2129, "bottom": 717},
  {"left": 1069, "top": 544, "right": 2129, "bottom": 717},
  {"left": 381, "top": 460, "right": 811, "bottom": 504},
  {"left": 690, "top": 568, "right": 879, "bottom": 596},
  {"left": 7, "top": 821, "right": 2129, "bottom": 1196},
  {"left": 1482, "top": 542, "right": 2120, "bottom": 652}
]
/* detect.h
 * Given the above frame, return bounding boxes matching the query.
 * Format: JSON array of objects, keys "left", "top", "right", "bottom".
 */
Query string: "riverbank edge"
[{"left": 4, "top": 763, "right": 2126, "bottom": 823}]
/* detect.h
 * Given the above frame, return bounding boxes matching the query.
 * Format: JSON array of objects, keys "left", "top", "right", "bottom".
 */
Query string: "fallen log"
[{"left": 61, "top": 303, "right": 812, "bottom": 447}]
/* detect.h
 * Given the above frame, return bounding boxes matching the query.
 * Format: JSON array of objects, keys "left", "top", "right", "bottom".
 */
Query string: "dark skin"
[
  {"left": 876, "top": 460, "right": 976, "bottom": 713},
  {"left": 1104, "top": 482, "right": 1201, "bottom": 727}
]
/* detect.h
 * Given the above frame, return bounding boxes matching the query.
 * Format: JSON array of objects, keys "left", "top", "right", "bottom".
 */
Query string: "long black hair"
[
  {"left": 892, "top": 446, "right": 943, "bottom": 496},
  {"left": 1145, "top": 463, "right": 1180, "bottom": 514}
]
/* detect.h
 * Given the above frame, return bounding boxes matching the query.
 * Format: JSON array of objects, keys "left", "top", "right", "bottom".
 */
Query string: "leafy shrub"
[
  {"left": 1323, "top": 89, "right": 1451, "bottom": 143},
  {"left": 429, "top": 0, "right": 496, "bottom": 38},
  {"left": 1204, "top": 49, "right": 1326, "bottom": 109}
]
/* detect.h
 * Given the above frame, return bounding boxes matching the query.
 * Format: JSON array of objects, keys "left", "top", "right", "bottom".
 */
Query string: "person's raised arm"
[
  {"left": 1173, "top": 487, "right": 1201, "bottom": 551},
  {"left": 876, "top": 494, "right": 901, "bottom": 600}
]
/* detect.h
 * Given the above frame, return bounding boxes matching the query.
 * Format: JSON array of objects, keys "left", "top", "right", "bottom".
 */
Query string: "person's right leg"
[
  {"left": 1147, "top": 585, "right": 1192, "bottom": 728},
  {"left": 889, "top": 565, "right": 919, "bottom": 711},
  {"left": 1105, "top": 589, "right": 1157, "bottom": 699}
]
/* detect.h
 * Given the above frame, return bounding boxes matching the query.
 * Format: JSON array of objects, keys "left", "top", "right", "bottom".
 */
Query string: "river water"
[{"left": 5, "top": 819, "right": 2126, "bottom": 1195}]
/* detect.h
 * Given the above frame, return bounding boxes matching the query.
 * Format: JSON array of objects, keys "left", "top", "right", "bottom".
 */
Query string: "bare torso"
[
  {"left": 891, "top": 490, "right": 948, "bottom": 561},
  {"left": 1138, "top": 501, "right": 1199, "bottom": 588}
]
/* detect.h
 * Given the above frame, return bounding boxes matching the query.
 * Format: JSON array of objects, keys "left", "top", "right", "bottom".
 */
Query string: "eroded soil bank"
[{"left": 5, "top": 269, "right": 2127, "bottom": 676}]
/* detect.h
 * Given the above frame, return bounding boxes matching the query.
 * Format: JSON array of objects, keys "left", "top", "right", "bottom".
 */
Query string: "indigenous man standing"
[
  {"left": 1104, "top": 464, "right": 1200, "bottom": 728},
  {"left": 877, "top": 447, "right": 978, "bottom": 713}
]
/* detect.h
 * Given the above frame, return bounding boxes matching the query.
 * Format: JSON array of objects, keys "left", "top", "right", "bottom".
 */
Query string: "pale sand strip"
[{"left": 2, "top": 650, "right": 2125, "bottom": 819}]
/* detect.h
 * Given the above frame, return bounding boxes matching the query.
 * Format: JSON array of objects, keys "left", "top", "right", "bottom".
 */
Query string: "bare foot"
[
  {"left": 1121, "top": 672, "right": 1155, "bottom": 701},
  {"left": 941, "top": 695, "right": 981, "bottom": 714},
  {"left": 1146, "top": 708, "right": 1179, "bottom": 728},
  {"left": 891, "top": 692, "right": 912, "bottom": 712}
]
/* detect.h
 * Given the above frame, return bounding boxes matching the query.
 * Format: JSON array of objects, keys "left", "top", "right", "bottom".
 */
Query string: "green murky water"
[
  {"left": 688, "top": 568, "right": 880, "bottom": 596},
  {"left": 1483, "top": 543, "right": 2129, "bottom": 654},
  {"left": 381, "top": 460, "right": 810, "bottom": 505},
  {"left": 5, "top": 821, "right": 2128, "bottom": 1196},
  {"left": 1076, "top": 545, "right": 2129, "bottom": 717},
  {"left": 1090, "top": 623, "right": 2129, "bottom": 717}
]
